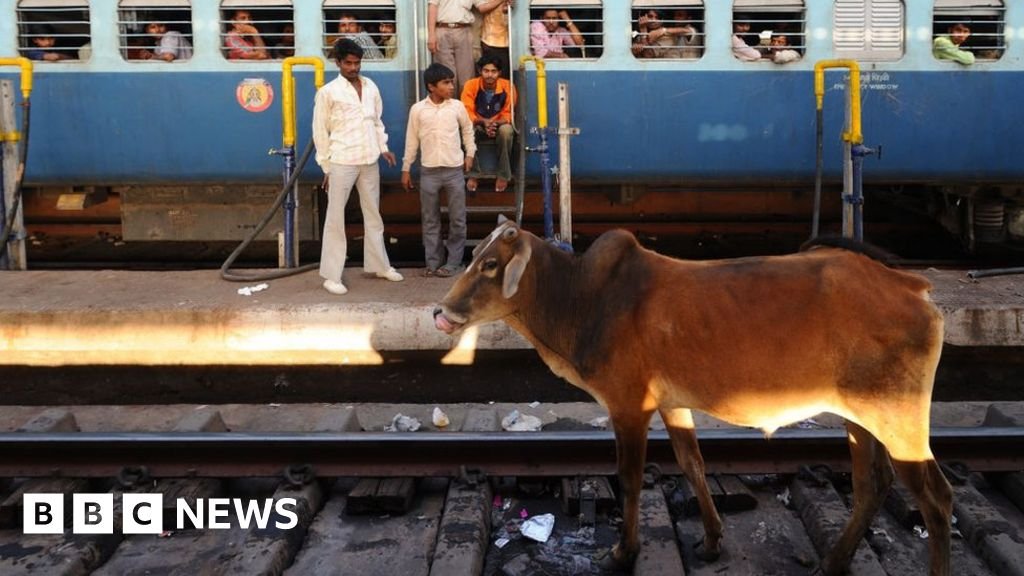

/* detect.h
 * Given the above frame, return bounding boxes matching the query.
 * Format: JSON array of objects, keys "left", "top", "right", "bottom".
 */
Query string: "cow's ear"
[
  {"left": 501, "top": 225, "right": 519, "bottom": 242},
  {"left": 502, "top": 240, "right": 532, "bottom": 299}
]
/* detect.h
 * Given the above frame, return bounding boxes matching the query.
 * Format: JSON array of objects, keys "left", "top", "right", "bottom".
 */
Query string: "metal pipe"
[
  {"left": 0, "top": 57, "right": 33, "bottom": 100},
  {"left": 276, "top": 58, "right": 325, "bottom": 268},
  {"left": 813, "top": 59, "right": 862, "bottom": 145},
  {"left": 518, "top": 56, "right": 554, "bottom": 239},
  {"left": 814, "top": 60, "right": 864, "bottom": 240}
]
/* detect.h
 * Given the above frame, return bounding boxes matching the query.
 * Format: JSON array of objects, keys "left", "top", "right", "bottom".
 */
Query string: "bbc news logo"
[{"left": 23, "top": 494, "right": 299, "bottom": 534}]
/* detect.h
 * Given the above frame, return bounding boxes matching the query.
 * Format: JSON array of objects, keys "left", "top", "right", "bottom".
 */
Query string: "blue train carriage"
[{"left": 1, "top": 0, "right": 1021, "bottom": 251}]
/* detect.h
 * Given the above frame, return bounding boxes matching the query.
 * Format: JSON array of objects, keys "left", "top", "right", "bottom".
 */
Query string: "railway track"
[{"left": 1, "top": 402, "right": 1023, "bottom": 575}]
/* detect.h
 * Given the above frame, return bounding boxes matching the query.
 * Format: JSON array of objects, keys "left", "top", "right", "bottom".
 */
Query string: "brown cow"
[{"left": 434, "top": 218, "right": 952, "bottom": 575}]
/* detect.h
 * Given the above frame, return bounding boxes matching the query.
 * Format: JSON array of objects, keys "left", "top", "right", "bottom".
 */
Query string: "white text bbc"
[{"left": 23, "top": 494, "right": 299, "bottom": 534}]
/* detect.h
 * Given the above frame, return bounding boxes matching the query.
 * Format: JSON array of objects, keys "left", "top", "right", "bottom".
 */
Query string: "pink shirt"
[{"left": 530, "top": 21, "right": 576, "bottom": 57}]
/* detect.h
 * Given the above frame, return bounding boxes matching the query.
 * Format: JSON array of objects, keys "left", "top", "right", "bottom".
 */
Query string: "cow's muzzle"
[{"left": 433, "top": 307, "right": 465, "bottom": 334}]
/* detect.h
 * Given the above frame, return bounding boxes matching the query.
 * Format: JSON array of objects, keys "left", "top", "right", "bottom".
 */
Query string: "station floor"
[{"left": 0, "top": 265, "right": 1021, "bottom": 367}]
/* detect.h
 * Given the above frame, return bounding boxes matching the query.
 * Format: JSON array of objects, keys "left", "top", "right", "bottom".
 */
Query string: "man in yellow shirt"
[{"left": 933, "top": 22, "right": 975, "bottom": 65}]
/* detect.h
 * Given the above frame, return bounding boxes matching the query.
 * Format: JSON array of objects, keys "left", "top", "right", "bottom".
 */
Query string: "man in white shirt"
[
  {"left": 401, "top": 63, "right": 476, "bottom": 277},
  {"left": 312, "top": 38, "right": 404, "bottom": 296}
]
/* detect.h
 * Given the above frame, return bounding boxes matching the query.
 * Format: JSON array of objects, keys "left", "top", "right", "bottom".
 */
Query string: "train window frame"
[
  {"left": 834, "top": 0, "right": 904, "bottom": 62},
  {"left": 529, "top": 0, "right": 604, "bottom": 60},
  {"left": 16, "top": 0, "right": 91, "bottom": 63},
  {"left": 629, "top": 1, "right": 705, "bottom": 61},
  {"left": 322, "top": 0, "right": 397, "bottom": 62},
  {"left": 933, "top": 0, "right": 1005, "bottom": 62},
  {"left": 731, "top": 0, "right": 805, "bottom": 64},
  {"left": 219, "top": 0, "right": 296, "bottom": 62},
  {"left": 117, "top": 0, "right": 194, "bottom": 63}
]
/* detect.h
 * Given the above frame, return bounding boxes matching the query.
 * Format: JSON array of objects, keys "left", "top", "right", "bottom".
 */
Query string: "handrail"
[
  {"left": 280, "top": 57, "right": 325, "bottom": 148},
  {"left": 0, "top": 57, "right": 33, "bottom": 100},
  {"left": 813, "top": 59, "right": 862, "bottom": 144},
  {"left": 518, "top": 56, "right": 547, "bottom": 129}
]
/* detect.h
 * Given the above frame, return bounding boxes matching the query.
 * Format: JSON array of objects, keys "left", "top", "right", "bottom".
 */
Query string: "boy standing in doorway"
[{"left": 401, "top": 63, "right": 476, "bottom": 278}]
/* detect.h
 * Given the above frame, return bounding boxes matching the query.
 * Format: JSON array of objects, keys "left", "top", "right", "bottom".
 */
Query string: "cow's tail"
[{"left": 800, "top": 236, "right": 898, "bottom": 265}]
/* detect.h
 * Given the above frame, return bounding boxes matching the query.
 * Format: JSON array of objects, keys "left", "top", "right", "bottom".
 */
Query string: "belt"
[{"left": 438, "top": 22, "right": 470, "bottom": 28}]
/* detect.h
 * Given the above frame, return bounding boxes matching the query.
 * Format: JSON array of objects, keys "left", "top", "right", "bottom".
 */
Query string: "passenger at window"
[
  {"left": 479, "top": 0, "right": 513, "bottom": 78},
  {"left": 731, "top": 16, "right": 761, "bottom": 61},
  {"left": 225, "top": 10, "right": 269, "bottom": 60},
  {"left": 273, "top": 24, "right": 295, "bottom": 59},
  {"left": 25, "top": 26, "right": 70, "bottom": 62},
  {"left": 632, "top": 9, "right": 700, "bottom": 59},
  {"left": 334, "top": 14, "right": 382, "bottom": 60},
  {"left": 378, "top": 21, "right": 397, "bottom": 59},
  {"left": 146, "top": 22, "right": 192, "bottom": 62},
  {"left": 461, "top": 54, "right": 516, "bottom": 194},
  {"left": 933, "top": 22, "right": 975, "bottom": 65},
  {"left": 530, "top": 9, "right": 583, "bottom": 58},
  {"left": 768, "top": 34, "right": 800, "bottom": 64}
]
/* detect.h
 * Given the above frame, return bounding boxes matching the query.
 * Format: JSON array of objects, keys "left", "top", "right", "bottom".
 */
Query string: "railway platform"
[{"left": 0, "top": 266, "right": 1021, "bottom": 367}]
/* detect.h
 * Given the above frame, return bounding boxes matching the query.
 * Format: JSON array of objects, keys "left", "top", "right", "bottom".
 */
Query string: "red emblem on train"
[{"left": 236, "top": 78, "right": 273, "bottom": 113}]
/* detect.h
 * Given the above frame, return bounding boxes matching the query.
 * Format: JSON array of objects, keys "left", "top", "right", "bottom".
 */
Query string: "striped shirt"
[
  {"left": 312, "top": 74, "right": 389, "bottom": 169},
  {"left": 402, "top": 97, "right": 476, "bottom": 171}
]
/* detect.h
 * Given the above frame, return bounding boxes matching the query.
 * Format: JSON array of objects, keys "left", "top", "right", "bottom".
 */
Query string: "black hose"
[
  {"left": 811, "top": 106, "right": 823, "bottom": 240},
  {"left": 219, "top": 137, "right": 319, "bottom": 282},
  {"left": 1, "top": 99, "right": 30, "bottom": 265}
]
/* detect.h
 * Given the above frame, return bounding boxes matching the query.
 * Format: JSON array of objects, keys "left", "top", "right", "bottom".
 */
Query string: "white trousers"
[{"left": 319, "top": 162, "right": 392, "bottom": 282}]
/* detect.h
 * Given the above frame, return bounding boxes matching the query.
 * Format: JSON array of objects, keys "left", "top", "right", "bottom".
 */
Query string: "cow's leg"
[
  {"left": 821, "top": 422, "right": 894, "bottom": 575},
  {"left": 661, "top": 407, "right": 723, "bottom": 560},
  {"left": 607, "top": 407, "right": 655, "bottom": 567},
  {"left": 891, "top": 458, "right": 952, "bottom": 576}
]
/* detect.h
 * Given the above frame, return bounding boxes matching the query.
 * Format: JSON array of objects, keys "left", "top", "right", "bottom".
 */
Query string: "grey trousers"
[
  {"left": 319, "top": 162, "right": 392, "bottom": 282},
  {"left": 419, "top": 166, "right": 466, "bottom": 270},
  {"left": 433, "top": 26, "right": 475, "bottom": 96}
]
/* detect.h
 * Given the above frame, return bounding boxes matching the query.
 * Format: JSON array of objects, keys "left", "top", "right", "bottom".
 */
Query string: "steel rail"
[{"left": 0, "top": 427, "right": 1021, "bottom": 479}]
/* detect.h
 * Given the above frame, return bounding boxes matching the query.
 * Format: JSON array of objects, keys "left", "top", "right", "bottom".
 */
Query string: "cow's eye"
[{"left": 482, "top": 259, "right": 499, "bottom": 272}]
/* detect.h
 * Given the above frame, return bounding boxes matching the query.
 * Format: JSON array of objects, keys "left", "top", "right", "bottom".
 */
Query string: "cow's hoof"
[
  {"left": 694, "top": 536, "right": 722, "bottom": 561},
  {"left": 597, "top": 544, "right": 637, "bottom": 572}
]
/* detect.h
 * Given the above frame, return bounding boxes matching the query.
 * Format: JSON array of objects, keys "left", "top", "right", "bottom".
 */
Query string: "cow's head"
[{"left": 433, "top": 216, "right": 533, "bottom": 335}]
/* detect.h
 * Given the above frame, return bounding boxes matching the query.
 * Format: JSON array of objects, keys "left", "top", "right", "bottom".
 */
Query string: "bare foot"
[
  {"left": 466, "top": 178, "right": 478, "bottom": 192},
  {"left": 495, "top": 178, "right": 508, "bottom": 193}
]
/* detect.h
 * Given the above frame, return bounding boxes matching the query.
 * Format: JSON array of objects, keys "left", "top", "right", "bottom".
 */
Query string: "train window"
[
  {"left": 529, "top": 1, "right": 604, "bottom": 59},
  {"left": 219, "top": 0, "right": 295, "bottom": 61},
  {"left": 834, "top": 0, "right": 903, "bottom": 61},
  {"left": 16, "top": 0, "right": 90, "bottom": 62},
  {"left": 322, "top": 1, "right": 397, "bottom": 61},
  {"left": 630, "top": 2, "right": 704, "bottom": 60},
  {"left": 117, "top": 0, "right": 194, "bottom": 62},
  {"left": 933, "top": 0, "right": 1005, "bottom": 62},
  {"left": 732, "top": 0, "right": 805, "bottom": 63}
]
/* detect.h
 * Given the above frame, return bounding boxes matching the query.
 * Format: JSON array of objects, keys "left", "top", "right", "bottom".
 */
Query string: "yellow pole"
[
  {"left": 0, "top": 57, "right": 33, "bottom": 100},
  {"left": 813, "top": 59, "right": 862, "bottom": 144},
  {"left": 281, "top": 57, "right": 325, "bottom": 148},
  {"left": 518, "top": 56, "right": 547, "bottom": 129}
]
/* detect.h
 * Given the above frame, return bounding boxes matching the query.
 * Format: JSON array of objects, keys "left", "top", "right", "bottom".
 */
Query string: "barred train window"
[
  {"left": 529, "top": 1, "right": 604, "bottom": 59},
  {"left": 16, "top": 0, "right": 90, "bottom": 62},
  {"left": 220, "top": 0, "right": 295, "bottom": 61},
  {"left": 834, "top": 0, "right": 903, "bottom": 61},
  {"left": 322, "top": 0, "right": 397, "bottom": 61},
  {"left": 117, "top": 0, "right": 194, "bottom": 62},
  {"left": 630, "top": 1, "right": 704, "bottom": 60},
  {"left": 933, "top": 0, "right": 1004, "bottom": 62},
  {"left": 732, "top": 0, "right": 805, "bottom": 64}
]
